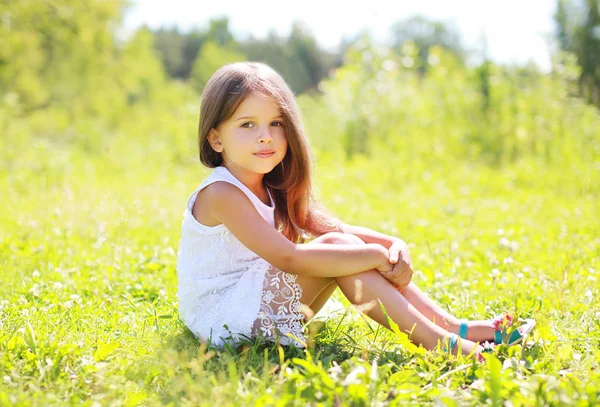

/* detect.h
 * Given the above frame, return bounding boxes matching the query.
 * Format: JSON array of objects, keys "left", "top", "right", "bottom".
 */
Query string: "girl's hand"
[
  {"left": 380, "top": 239, "right": 414, "bottom": 290},
  {"left": 374, "top": 246, "right": 395, "bottom": 273}
]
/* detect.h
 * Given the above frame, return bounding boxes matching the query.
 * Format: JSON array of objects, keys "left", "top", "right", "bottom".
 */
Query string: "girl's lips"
[{"left": 255, "top": 152, "right": 275, "bottom": 158}]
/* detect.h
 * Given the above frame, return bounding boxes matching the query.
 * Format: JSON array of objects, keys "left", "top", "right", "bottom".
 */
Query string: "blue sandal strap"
[
  {"left": 494, "top": 328, "right": 523, "bottom": 345},
  {"left": 459, "top": 320, "right": 468, "bottom": 339},
  {"left": 444, "top": 333, "right": 459, "bottom": 353},
  {"left": 507, "top": 329, "right": 522, "bottom": 344}
]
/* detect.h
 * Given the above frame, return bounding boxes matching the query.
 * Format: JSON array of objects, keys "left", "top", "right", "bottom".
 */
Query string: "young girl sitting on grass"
[{"left": 176, "top": 61, "right": 535, "bottom": 362}]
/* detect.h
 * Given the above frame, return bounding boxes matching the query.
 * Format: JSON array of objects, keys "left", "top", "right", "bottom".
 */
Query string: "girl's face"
[
  {"left": 209, "top": 94, "right": 287, "bottom": 174},
  {"left": 209, "top": 93, "right": 288, "bottom": 176}
]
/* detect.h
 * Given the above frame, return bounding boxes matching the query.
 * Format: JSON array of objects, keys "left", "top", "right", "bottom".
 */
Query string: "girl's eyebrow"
[{"left": 234, "top": 115, "right": 283, "bottom": 121}]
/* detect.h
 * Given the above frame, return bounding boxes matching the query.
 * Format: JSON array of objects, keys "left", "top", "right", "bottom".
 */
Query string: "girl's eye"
[{"left": 241, "top": 121, "right": 284, "bottom": 128}]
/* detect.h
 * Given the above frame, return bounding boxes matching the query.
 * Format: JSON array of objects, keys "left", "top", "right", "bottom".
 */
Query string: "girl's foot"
[
  {"left": 444, "top": 335, "right": 495, "bottom": 363},
  {"left": 455, "top": 313, "right": 536, "bottom": 345}
]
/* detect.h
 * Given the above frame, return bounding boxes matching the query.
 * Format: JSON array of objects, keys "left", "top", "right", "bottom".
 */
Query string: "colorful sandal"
[
  {"left": 443, "top": 333, "right": 459, "bottom": 353},
  {"left": 492, "top": 313, "right": 536, "bottom": 346},
  {"left": 458, "top": 314, "right": 536, "bottom": 346}
]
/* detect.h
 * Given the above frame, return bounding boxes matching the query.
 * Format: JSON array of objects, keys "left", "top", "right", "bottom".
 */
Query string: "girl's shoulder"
[
  {"left": 188, "top": 166, "right": 230, "bottom": 228},
  {"left": 186, "top": 166, "right": 276, "bottom": 231},
  {"left": 192, "top": 185, "right": 222, "bottom": 228}
]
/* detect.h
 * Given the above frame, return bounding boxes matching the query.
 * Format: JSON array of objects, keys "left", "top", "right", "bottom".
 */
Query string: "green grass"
[
  {"left": 0, "top": 136, "right": 598, "bottom": 405},
  {"left": 1, "top": 43, "right": 599, "bottom": 405}
]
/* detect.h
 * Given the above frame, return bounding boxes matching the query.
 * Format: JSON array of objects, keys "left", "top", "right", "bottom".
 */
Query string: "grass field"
[
  {"left": 1, "top": 3, "right": 599, "bottom": 403},
  {"left": 1, "top": 127, "right": 598, "bottom": 405}
]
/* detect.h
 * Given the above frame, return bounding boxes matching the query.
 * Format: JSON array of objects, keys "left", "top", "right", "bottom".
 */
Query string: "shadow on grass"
[{"left": 125, "top": 314, "right": 439, "bottom": 404}]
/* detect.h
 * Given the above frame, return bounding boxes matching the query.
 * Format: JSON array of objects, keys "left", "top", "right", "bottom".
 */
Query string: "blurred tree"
[
  {"left": 0, "top": 0, "right": 175, "bottom": 125},
  {"left": 151, "top": 19, "right": 336, "bottom": 94},
  {"left": 152, "top": 25, "right": 188, "bottom": 79},
  {"left": 0, "top": 0, "right": 122, "bottom": 112},
  {"left": 152, "top": 17, "right": 239, "bottom": 81},
  {"left": 117, "top": 27, "right": 167, "bottom": 105},
  {"left": 389, "top": 16, "right": 466, "bottom": 75},
  {"left": 207, "top": 17, "right": 235, "bottom": 46},
  {"left": 554, "top": 0, "right": 600, "bottom": 106},
  {"left": 189, "top": 41, "right": 246, "bottom": 92},
  {"left": 287, "top": 21, "right": 332, "bottom": 92},
  {"left": 243, "top": 32, "right": 311, "bottom": 94},
  {"left": 180, "top": 31, "right": 208, "bottom": 78}
]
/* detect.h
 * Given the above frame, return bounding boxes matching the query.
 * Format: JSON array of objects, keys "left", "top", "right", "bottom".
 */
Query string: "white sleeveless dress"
[{"left": 176, "top": 166, "right": 306, "bottom": 348}]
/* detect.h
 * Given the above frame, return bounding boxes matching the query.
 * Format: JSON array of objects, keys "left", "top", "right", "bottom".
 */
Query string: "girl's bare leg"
[
  {"left": 295, "top": 234, "right": 344, "bottom": 322},
  {"left": 297, "top": 232, "right": 483, "bottom": 357},
  {"left": 334, "top": 269, "right": 483, "bottom": 356},
  {"left": 340, "top": 233, "right": 527, "bottom": 343},
  {"left": 398, "top": 283, "right": 499, "bottom": 343}
]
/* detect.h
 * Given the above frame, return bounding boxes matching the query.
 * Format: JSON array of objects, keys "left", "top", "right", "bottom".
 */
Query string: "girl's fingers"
[{"left": 389, "top": 243, "right": 402, "bottom": 263}]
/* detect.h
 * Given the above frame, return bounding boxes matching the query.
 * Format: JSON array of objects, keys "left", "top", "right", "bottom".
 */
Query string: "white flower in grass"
[
  {"left": 328, "top": 362, "right": 343, "bottom": 381},
  {"left": 29, "top": 284, "right": 40, "bottom": 298},
  {"left": 80, "top": 355, "right": 94, "bottom": 366},
  {"left": 370, "top": 359, "right": 378, "bottom": 381},
  {"left": 499, "top": 238, "right": 510, "bottom": 247},
  {"left": 481, "top": 341, "right": 496, "bottom": 352},
  {"left": 470, "top": 379, "right": 485, "bottom": 391},
  {"left": 342, "top": 365, "right": 367, "bottom": 386}
]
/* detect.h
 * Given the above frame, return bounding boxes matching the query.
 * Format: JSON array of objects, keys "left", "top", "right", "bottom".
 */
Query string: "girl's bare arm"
[{"left": 202, "top": 181, "right": 391, "bottom": 277}]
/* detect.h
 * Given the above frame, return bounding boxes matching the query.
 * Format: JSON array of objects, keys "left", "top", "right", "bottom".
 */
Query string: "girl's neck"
[{"left": 221, "top": 164, "right": 266, "bottom": 196}]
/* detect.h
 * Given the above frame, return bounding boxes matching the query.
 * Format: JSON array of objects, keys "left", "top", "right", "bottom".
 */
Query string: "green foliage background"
[{"left": 1, "top": 1, "right": 599, "bottom": 405}]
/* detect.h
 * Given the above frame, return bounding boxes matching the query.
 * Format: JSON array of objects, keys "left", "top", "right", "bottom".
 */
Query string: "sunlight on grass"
[{"left": 1, "top": 45, "right": 598, "bottom": 406}]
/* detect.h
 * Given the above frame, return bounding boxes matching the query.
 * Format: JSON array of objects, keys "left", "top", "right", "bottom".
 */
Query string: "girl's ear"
[{"left": 208, "top": 129, "right": 223, "bottom": 152}]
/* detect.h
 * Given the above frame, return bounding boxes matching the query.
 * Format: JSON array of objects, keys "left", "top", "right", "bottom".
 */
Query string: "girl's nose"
[{"left": 259, "top": 128, "right": 273, "bottom": 143}]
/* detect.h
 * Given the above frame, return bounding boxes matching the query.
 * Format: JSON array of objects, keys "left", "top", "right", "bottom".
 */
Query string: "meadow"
[{"left": 1, "top": 43, "right": 599, "bottom": 406}]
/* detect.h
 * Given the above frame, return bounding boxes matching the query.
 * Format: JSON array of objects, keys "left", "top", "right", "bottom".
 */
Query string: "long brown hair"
[{"left": 198, "top": 62, "right": 341, "bottom": 243}]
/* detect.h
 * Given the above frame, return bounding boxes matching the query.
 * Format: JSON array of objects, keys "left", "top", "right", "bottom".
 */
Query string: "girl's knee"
[
  {"left": 317, "top": 232, "right": 346, "bottom": 244},
  {"left": 319, "top": 232, "right": 364, "bottom": 245}
]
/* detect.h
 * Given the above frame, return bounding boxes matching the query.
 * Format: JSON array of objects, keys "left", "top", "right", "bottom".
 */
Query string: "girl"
[{"left": 176, "top": 61, "right": 535, "bottom": 362}]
